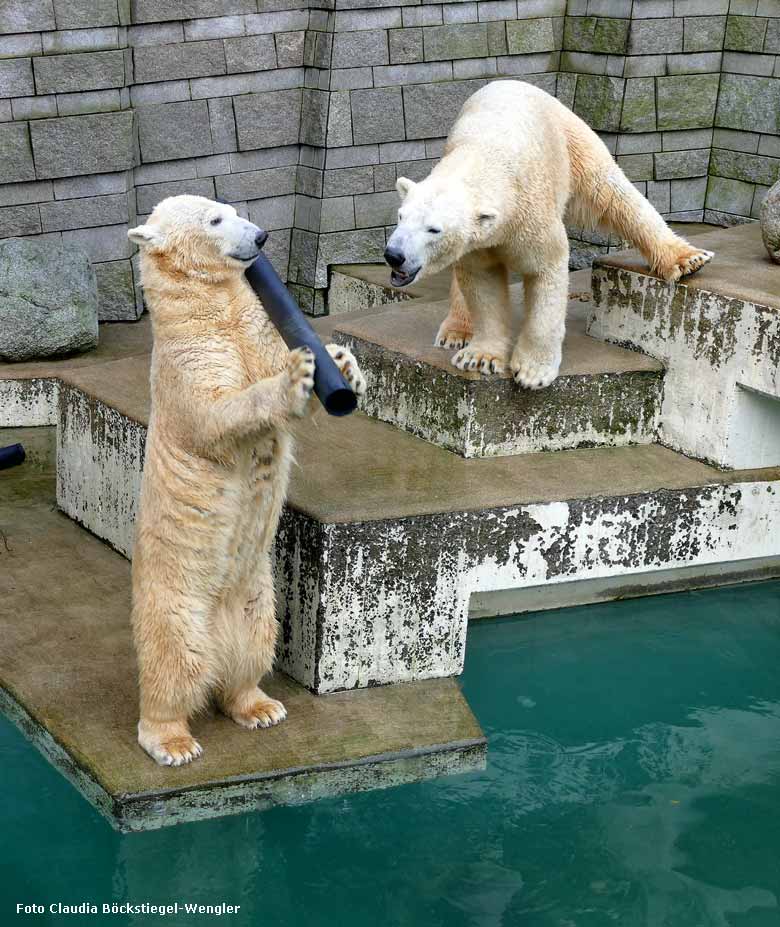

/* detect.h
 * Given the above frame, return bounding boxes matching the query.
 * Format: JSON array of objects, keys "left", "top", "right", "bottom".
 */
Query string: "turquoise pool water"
[{"left": 2, "top": 580, "right": 780, "bottom": 926}]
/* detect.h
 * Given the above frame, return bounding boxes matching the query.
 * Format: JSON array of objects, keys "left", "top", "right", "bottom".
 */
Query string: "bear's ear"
[
  {"left": 477, "top": 208, "right": 499, "bottom": 234},
  {"left": 127, "top": 224, "right": 164, "bottom": 249},
  {"left": 396, "top": 177, "right": 416, "bottom": 200}
]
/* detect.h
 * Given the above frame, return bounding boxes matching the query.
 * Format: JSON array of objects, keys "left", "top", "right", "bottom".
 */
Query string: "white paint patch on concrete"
[
  {"left": 589, "top": 267, "right": 780, "bottom": 468},
  {"left": 56, "top": 386, "right": 144, "bottom": 558},
  {"left": 0, "top": 378, "right": 58, "bottom": 426},
  {"left": 729, "top": 386, "right": 780, "bottom": 471},
  {"left": 309, "top": 482, "right": 780, "bottom": 692}
]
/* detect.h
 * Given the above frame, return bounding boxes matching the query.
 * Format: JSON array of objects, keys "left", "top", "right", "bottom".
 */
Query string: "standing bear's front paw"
[
  {"left": 326, "top": 343, "right": 367, "bottom": 396},
  {"left": 285, "top": 346, "right": 315, "bottom": 417}
]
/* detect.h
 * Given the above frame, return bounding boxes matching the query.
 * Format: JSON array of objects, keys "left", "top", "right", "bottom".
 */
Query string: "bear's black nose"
[
  {"left": 255, "top": 230, "right": 268, "bottom": 249},
  {"left": 384, "top": 246, "right": 404, "bottom": 268}
]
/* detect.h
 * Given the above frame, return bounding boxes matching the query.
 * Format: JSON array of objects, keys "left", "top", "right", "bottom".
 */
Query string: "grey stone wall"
[
  {"left": 0, "top": 1, "right": 777, "bottom": 318},
  {"left": 562, "top": 0, "right": 780, "bottom": 261}
]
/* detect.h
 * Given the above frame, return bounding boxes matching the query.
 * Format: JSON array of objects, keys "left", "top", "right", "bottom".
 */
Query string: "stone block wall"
[
  {"left": 562, "top": 0, "right": 780, "bottom": 261},
  {"left": 0, "top": 0, "right": 138, "bottom": 319},
  {"left": 0, "top": 0, "right": 777, "bottom": 318},
  {"left": 298, "top": 0, "right": 564, "bottom": 309}
]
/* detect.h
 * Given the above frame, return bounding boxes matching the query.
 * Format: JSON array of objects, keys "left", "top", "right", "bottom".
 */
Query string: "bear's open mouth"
[{"left": 390, "top": 268, "right": 419, "bottom": 288}]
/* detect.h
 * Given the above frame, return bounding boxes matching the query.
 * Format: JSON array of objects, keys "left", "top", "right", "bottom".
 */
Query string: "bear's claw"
[
  {"left": 232, "top": 697, "right": 287, "bottom": 730},
  {"left": 436, "top": 331, "right": 471, "bottom": 350},
  {"left": 451, "top": 345, "right": 507, "bottom": 375},
  {"left": 138, "top": 722, "right": 203, "bottom": 767},
  {"left": 286, "top": 346, "right": 315, "bottom": 416},
  {"left": 326, "top": 344, "right": 367, "bottom": 396}
]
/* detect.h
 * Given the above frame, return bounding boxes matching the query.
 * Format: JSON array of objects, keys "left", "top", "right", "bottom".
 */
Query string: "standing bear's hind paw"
[
  {"left": 138, "top": 720, "right": 203, "bottom": 767},
  {"left": 222, "top": 686, "right": 288, "bottom": 730}
]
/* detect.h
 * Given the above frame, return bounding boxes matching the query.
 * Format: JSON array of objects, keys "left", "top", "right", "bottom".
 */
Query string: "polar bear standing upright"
[
  {"left": 127, "top": 195, "right": 365, "bottom": 766},
  {"left": 385, "top": 81, "right": 713, "bottom": 389}
]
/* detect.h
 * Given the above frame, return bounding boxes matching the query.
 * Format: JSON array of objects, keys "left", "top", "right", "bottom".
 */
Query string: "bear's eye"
[
  {"left": 210, "top": 216, "right": 222, "bottom": 227},
  {"left": 427, "top": 227, "right": 442, "bottom": 235}
]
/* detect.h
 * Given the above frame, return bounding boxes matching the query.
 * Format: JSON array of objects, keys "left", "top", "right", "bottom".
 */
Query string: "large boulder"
[
  {"left": 761, "top": 179, "right": 780, "bottom": 265},
  {"left": 0, "top": 237, "right": 98, "bottom": 362}
]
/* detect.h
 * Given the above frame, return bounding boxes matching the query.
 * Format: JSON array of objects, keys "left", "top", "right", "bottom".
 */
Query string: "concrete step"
[
  {"left": 589, "top": 222, "right": 780, "bottom": 469},
  {"left": 0, "top": 318, "right": 152, "bottom": 427},
  {"left": 0, "top": 434, "right": 485, "bottom": 832},
  {"left": 332, "top": 298, "right": 663, "bottom": 458},
  {"left": 328, "top": 262, "right": 451, "bottom": 316},
  {"left": 42, "top": 340, "right": 780, "bottom": 695}
]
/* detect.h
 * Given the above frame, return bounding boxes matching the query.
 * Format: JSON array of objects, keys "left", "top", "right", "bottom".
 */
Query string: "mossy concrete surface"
[
  {"left": 596, "top": 223, "right": 780, "bottom": 313},
  {"left": 0, "top": 431, "right": 485, "bottom": 831},
  {"left": 590, "top": 223, "right": 780, "bottom": 469},
  {"left": 333, "top": 297, "right": 663, "bottom": 457}
]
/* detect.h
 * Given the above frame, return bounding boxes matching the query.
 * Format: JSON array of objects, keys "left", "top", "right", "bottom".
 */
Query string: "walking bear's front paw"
[
  {"left": 451, "top": 343, "right": 507, "bottom": 375},
  {"left": 285, "top": 346, "right": 315, "bottom": 417},
  {"left": 326, "top": 344, "right": 367, "bottom": 396},
  {"left": 511, "top": 339, "right": 561, "bottom": 390},
  {"left": 435, "top": 318, "right": 472, "bottom": 350}
]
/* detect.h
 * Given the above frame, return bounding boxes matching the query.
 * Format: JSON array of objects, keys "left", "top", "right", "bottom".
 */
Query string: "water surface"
[{"left": 2, "top": 581, "right": 779, "bottom": 926}]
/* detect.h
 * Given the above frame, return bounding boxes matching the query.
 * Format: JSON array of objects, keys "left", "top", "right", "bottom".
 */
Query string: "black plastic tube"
[
  {"left": 0, "top": 443, "right": 25, "bottom": 471},
  {"left": 245, "top": 253, "right": 357, "bottom": 417}
]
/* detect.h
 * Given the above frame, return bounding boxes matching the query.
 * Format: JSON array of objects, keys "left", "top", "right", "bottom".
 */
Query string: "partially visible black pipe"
[
  {"left": 245, "top": 253, "right": 357, "bottom": 417},
  {"left": 0, "top": 444, "right": 25, "bottom": 471}
]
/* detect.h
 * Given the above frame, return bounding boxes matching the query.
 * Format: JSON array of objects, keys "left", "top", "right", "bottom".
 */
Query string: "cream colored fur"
[
  {"left": 128, "top": 195, "right": 365, "bottom": 766},
  {"left": 387, "top": 80, "right": 714, "bottom": 389}
]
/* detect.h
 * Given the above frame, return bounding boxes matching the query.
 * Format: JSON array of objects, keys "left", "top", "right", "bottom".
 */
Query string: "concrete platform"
[
  {"left": 51, "top": 356, "right": 780, "bottom": 694},
  {"left": 590, "top": 223, "right": 780, "bottom": 469},
  {"left": 5, "top": 241, "right": 780, "bottom": 699},
  {"left": 0, "top": 428, "right": 485, "bottom": 832},
  {"left": 0, "top": 318, "right": 152, "bottom": 427},
  {"left": 333, "top": 298, "right": 663, "bottom": 457}
]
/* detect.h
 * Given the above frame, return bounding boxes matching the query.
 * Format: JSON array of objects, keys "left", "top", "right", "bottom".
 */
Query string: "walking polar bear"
[
  {"left": 385, "top": 80, "right": 714, "bottom": 389},
  {"left": 128, "top": 195, "right": 365, "bottom": 766}
]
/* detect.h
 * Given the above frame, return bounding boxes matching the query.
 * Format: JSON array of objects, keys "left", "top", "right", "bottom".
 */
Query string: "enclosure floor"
[{"left": 0, "top": 427, "right": 485, "bottom": 832}]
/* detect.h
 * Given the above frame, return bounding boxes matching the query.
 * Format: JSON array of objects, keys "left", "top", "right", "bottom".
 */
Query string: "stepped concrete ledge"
[
  {"left": 333, "top": 298, "right": 663, "bottom": 457},
  {"left": 0, "top": 427, "right": 485, "bottom": 832},
  {"left": 329, "top": 263, "right": 451, "bottom": 315},
  {"left": 589, "top": 223, "right": 780, "bottom": 470},
  {"left": 0, "top": 319, "right": 152, "bottom": 428},
  {"left": 48, "top": 340, "right": 780, "bottom": 694}
]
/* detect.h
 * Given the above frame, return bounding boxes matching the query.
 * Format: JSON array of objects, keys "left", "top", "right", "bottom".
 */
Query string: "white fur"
[{"left": 386, "top": 81, "right": 713, "bottom": 389}]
